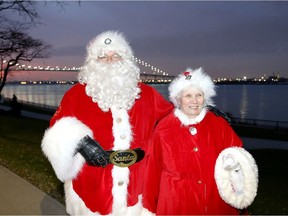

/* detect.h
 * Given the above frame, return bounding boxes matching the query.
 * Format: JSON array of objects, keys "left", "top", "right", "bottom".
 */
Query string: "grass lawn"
[
  {"left": 0, "top": 112, "right": 65, "bottom": 204},
  {"left": 0, "top": 112, "right": 287, "bottom": 214}
]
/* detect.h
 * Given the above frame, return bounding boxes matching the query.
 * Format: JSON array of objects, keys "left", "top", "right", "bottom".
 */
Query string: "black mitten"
[
  {"left": 76, "top": 136, "right": 109, "bottom": 167},
  {"left": 206, "top": 105, "right": 231, "bottom": 124}
]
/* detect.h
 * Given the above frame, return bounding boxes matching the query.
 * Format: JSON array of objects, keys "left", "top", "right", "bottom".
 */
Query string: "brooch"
[
  {"left": 104, "top": 38, "right": 112, "bottom": 45},
  {"left": 189, "top": 126, "right": 197, "bottom": 135}
]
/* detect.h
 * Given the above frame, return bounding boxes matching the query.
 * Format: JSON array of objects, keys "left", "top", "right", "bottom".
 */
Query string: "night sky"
[{"left": 7, "top": 1, "right": 288, "bottom": 81}]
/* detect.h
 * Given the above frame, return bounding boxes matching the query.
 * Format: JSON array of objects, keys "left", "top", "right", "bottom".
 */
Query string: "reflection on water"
[
  {"left": 256, "top": 86, "right": 265, "bottom": 120},
  {"left": 214, "top": 84, "right": 288, "bottom": 122},
  {"left": 240, "top": 85, "right": 247, "bottom": 119},
  {"left": 216, "top": 85, "right": 228, "bottom": 114}
]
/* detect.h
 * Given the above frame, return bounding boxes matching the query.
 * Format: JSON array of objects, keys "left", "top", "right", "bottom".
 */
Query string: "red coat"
[
  {"left": 47, "top": 83, "right": 173, "bottom": 215},
  {"left": 143, "top": 110, "right": 243, "bottom": 215}
]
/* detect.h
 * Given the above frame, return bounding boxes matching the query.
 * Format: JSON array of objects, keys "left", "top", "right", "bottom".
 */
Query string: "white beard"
[{"left": 78, "top": 59, "right": 141, "bottom": 112}]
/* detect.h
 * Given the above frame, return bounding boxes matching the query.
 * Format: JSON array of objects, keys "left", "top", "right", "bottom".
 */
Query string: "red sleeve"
[
  {"left": 141, "top": 83, "right": 173, "bottom": 122},
  {"left": 50, "top": 84, "right": 83, "bottom": 127},
  {"left": 142, "top": 129, "right": 163, "bottom": 213},
  {"left": 212, "top": 112, "right": 243, "bottom": 149},
  {"left": 222, "top": 118, "right": 243, "bottom": 148}
]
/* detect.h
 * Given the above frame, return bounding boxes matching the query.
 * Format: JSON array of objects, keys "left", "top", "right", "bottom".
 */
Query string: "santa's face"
[
  {"left": 179, "top": 86, "right": 205, "bottom": 119},
  {"left": 97, "top": 51, "right": 122, "bottom": 64}
]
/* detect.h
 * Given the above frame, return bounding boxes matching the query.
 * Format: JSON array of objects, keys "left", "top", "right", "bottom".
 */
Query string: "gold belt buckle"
[{"left": 109, "top": 149, "right": 138, "bottom": 167}]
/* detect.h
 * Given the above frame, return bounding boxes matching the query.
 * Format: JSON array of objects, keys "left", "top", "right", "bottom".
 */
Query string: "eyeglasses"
[{"left": 97, "top": 53, "right": 122, "bottom": 63}]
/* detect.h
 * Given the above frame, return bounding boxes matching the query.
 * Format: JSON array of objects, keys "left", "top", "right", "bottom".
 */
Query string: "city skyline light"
[{"left": 4, "top": 1, "right": 288, "bottom": 81}]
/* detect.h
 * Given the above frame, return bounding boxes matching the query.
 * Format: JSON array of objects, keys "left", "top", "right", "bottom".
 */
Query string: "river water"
[{"left": 2, "top": 83, "right": 288, "bottom": 122}]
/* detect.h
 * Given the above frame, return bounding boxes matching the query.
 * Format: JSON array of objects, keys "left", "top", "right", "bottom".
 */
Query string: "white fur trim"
[
  {"left": 174, "top": 107, "right": 207, "bottom": 126},
  {"left": 141, "top": 207, "right": 155, "bottom": 216},
  {"left": 112, "top": 166, "right": 130, "bottom": 214},
  {"left": 127, "top": 195, "right": 144, "bottom": 216},
  {"left": 111, "top": 107, "right": 132, "bottom": 150},
  {"left": 64, "top": 180, "right": 96, "bottom": 215},
  {"left": 86, "top": 31, "right": 133, "bottom": 61},
  {"left": 65, "top": 181, "right": 142, "bottom": 216},
  {"left": 169, "top": 67, "right": 216, "bottom": 107},
  {"left": 41, "top": 117, "right": 93, "bottom": 182},
  {"left": 215, "top": 147, "right": 258, "bottom": 209},
  {"left": 110, "top": 107, "right": 136, "bottom": 214}
]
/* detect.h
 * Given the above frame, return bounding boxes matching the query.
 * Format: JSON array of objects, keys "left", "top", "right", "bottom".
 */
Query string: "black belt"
[
  {"left": 78, "top": 136, "right": 145, "bottom": 168},
  {"left": 107, "top": 148, "right": 145, "bottom": 167}
]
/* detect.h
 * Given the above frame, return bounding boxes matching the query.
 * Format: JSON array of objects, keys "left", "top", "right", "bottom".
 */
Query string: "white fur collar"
[{"left": 174, "top": 108, "right": 207, "bottom": 126}]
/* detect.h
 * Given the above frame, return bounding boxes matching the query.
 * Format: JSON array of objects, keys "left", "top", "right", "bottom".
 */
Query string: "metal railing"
[
  {"left": 3, "top": 97, "right": 57, "bottom": 113},
  {"left": 231, "top": 117, "right": 288, "bottom": 130},
  {"left": 18, "top": 99, "right": 57, "bottom": 111}
]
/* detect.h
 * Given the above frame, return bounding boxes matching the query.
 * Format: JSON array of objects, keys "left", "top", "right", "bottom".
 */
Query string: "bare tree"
[
  {"left": 0, "top": 27, "right": 51, "bottom": 94},
  {"left": 0, "top": 1, "right": 80, "bottom": 95},
  {"left": 0, "top": 0, "right": 39, "bottom": 31},
  {"left": 0, "top": 0, "right": 53, "bottom": 95}
]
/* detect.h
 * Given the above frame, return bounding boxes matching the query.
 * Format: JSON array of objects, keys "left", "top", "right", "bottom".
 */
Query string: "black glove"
[
  {"left": 206, "top": 105, "right": 231, "bottom": 124},
  {"left": 75, "top": 135, "right": 109, "bottom": 167}
]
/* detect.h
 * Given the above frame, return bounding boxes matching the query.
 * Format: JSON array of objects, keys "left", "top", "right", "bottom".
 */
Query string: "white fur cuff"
[
  {"left": 41, "top": 117, "right": 93, "bottom": 182},
  {"left": 214, "top": 147, "right": 258, "bottom": 209}
]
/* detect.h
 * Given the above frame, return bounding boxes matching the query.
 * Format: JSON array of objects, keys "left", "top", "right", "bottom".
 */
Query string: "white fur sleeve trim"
[
  {"left": 214, "top": 147, "right": 258, "bottom": 209},
  {"left": 141, "top": 208, "right": 155, "bottom": 216},
  {"left": 41, "top": 117, "right": 93, "bottom": 182}
]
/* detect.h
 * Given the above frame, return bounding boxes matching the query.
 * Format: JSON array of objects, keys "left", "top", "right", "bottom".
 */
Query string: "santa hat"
[
  {"left": 169, "top": 67, "right": 216, "bottom": 107},
  {"left": 86, "top": 30, "right": 134, "bottom": 61}
]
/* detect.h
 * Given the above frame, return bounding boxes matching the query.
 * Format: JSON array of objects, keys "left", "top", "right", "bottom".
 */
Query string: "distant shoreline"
[{"left": 5, "top": 80, "right": 288, "bottom": 85}]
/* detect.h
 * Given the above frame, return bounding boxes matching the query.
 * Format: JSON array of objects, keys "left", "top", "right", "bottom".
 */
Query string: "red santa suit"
[
  {"left": 143, "top": 109, "right": 243, "bottom": 215},
  {"left": 41, "top": 82, "right": 173, "bottom": 215}
]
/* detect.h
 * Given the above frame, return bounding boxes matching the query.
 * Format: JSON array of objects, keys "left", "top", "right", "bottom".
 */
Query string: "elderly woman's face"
[
  {"left": 178, "top": 86, "right": 205, "bottom": 118},
  {"left": 97, "top": 51, "right": 122, "bottom": 64}
]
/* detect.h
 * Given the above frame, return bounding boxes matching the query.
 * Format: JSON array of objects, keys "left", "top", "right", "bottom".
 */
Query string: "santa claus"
[{"left": 41, "top": 31, "right": 173, "bottom": 215}]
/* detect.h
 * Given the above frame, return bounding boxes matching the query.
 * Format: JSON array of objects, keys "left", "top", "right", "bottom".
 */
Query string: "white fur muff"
[{"left": 214, "top": 147, "right": 258, "bottom": 209}]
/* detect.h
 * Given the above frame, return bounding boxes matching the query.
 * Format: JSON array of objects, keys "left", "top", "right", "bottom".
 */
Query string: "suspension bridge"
[{"left": 9, "top": 56, "right": 175, "bottom": 83}]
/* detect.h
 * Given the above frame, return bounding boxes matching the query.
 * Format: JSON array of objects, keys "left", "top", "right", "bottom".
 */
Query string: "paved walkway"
[{"left": 0, "top": 165, "right": 67, "bottom": 215}]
